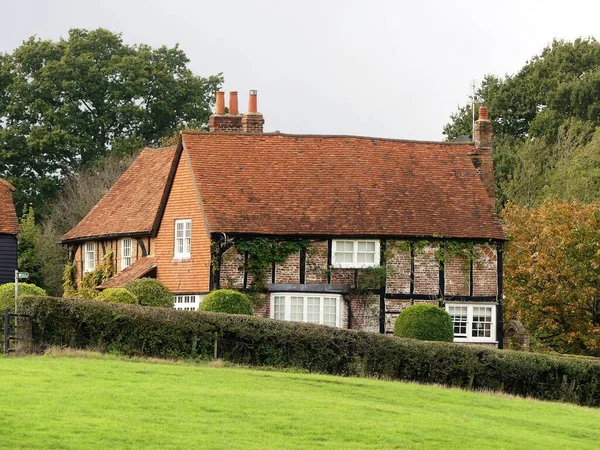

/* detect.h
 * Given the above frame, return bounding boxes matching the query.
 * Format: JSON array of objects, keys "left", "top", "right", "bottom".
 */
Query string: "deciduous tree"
[
  {"left": 0, "top": 28, "right": 222, "bottom": 214},
  {"left": 503, "top": 200, "right": 600, "bottom": 356}
]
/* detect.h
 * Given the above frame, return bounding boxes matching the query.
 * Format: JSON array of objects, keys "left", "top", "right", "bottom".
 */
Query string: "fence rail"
[{"left": 2, "top": 308, "right": 32, "bottom": 355}]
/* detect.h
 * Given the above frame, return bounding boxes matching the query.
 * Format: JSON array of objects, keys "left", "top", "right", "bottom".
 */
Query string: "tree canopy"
[
  {"left": 443, "top": 38, "right": 600, "bottom": 208},
  {"left": 503, "top": 200, "right": 600, "bottom": 356},
  {"left": 0, "top": 28, "right": 222, "bottom": 214}
]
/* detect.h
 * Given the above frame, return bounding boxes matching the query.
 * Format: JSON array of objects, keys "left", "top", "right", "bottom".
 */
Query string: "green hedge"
[
  {"left": 199, "top": 289, "right": 253, "bottom": 315},
  {"left": 19, "top": 296, "right": 600, "bottom": 407},
  {"left": 394, "top": 304, "right": 454, "bottom": 342}
]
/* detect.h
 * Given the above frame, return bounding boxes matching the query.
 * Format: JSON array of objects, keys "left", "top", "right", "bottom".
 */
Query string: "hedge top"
[
  {"left": 125, "top": 278, "right": 172, "bottom": 308},
  {"left": 0, "top": 283, "right": 47, "bottom": 312},
  {"left": 394, "top": 304, "right": 454, "bottom": 342},
  {"left": 198, "top": 289, "right": 253, "bottom": 315}
]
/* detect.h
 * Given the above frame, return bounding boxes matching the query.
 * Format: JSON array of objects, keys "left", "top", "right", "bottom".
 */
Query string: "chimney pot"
[
  {"left": 215, "top": 91, "right": 225, "bottom": 115},
  {"left": 478, "top": 105, "right": 488, "bottom": 121},
  {"left": 229, "top": 91, "right": 239, "bottom": 115},
  {"left": 248, "top": 90, "right": 258, "bottom": 113}
]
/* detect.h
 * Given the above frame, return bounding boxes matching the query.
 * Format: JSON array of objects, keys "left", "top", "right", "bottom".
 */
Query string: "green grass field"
[{"left": 1, "top": 351, "right": 599, "bottom": 449}]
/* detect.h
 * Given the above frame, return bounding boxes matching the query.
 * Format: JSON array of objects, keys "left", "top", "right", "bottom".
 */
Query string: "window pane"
[
  {"left": 273, "top": 296, "right": 285, "bottom": 320},
  {"left": 357, "top": 242, "right": 366, "bottom": 252},
  {"left": 366, "top": 242, "right": 375, "bottom": 252},
  {"left": 472, "top": 306, "right": 493, "bottom": 338},
  {"left": 323, "top": 298, "right": 337, "bottom": 326},
  {"left": 291, "top": 297, "right": 304, "bottom": 322},
  {"left": 307, "top": 297, "right": 320, "bottom": 323},
  {"left": 448, "top": 306, "right": 468, "bottom": 337}
]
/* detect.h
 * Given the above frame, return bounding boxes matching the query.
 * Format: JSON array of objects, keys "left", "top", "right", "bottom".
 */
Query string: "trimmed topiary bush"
[
  {"left": 198, "top": 289, "right": 253, "bottom": 315},
  {"left": 97, "top": 288, "right": 138, "bottom": 305},
  {"left": 125, "top": 278, "right": 172, "bottom": 307},
  {"left": 0, "top": 282, "right": 47, "bottom": 312},
  {"left": 394, "top": 304, "right": 454, "bottom": 342}
]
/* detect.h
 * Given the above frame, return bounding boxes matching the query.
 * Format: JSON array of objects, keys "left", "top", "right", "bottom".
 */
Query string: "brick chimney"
[
  {"left": 242, "top": 90, "right": 264, "bottom": 133},
  {"left": 209, "top": 91, "right": 243, "bottom": 132},
  {"left": 472, "top": 106, "right": 495, "bottom": 201}
]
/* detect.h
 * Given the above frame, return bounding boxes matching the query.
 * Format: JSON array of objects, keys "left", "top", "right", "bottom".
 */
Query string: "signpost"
[{"left": 14, "top": 270, "right": 29, "bottom": 315}]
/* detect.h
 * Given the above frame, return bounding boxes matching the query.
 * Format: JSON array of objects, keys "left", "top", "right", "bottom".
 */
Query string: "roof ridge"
[{"left": 180, "top": 131, "right": 473, "bottom": 146}]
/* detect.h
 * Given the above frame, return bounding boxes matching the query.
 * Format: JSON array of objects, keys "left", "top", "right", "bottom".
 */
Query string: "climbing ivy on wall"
[
  {"left": 62, "top": 249, "right": 115, "bottom": 298},
  {"left": 233, "top": 238, "right": 309, "bottom": 292}
]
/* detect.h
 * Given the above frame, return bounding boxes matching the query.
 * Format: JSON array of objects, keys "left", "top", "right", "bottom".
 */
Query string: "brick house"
[
  {"left": 61, "top": 91, "right": 506, "bottom": 347},
  {"left": 0, "top": 179, "right": 18, "bottom": 285}
]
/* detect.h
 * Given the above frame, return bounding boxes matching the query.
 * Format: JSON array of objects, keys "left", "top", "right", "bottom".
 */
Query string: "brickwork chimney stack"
[
  {"left": 242, "top": 90, "right": 264, "bottom": 133},
  {"left": 209, "top": 91, "right": 243, "bottom": 132},
  {"left": 472, "top": 105, "right": 495, "bottom": 201}
]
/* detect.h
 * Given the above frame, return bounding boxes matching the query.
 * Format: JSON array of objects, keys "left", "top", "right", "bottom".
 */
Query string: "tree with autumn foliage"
[{"left": 503, "top": 200, "right": 600, "bottom": 356}]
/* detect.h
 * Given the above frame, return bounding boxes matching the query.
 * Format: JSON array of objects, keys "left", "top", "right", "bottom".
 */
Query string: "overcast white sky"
[{"left": 1, "top": 0, "right": 599, "bottom": 140}]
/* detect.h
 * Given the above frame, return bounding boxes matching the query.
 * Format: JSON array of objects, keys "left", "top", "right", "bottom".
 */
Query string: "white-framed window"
[
  {"left": 446, "top": 303, "right": 496, "bottom": 342},
  {"left": 332, "top": 239, "right": 380, "bottom": 268},
  {"left": 84, "top": 242, "right": 95, "bottom": 273},
  {"left": 270, "top": 293, "right": 342, "bottom": 328},
  {"left": 121, "top": 238, "right": 132, "bottom": 270},
  {"left": 174, "top": 219, "right": 191, "bottom": 259},
  {"left": 173, "top": 294, "right": 205, "bottom": 311}
]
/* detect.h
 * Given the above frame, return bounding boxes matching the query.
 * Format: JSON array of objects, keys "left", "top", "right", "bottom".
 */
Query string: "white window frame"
[
  {"left": 445, "top": 303, "right": 496, "bottom": 343},
  {"left": 269, "top": 293, "right": 342, "bottom": 328},
  {"left": 174, "top": 219, "right": 192, "bottom": 259},
  {"left": 84, "top": 242, "right": 95, "bottom": 273},
  {"left": 331, "top": 239, "right": 380, "bottom": 268},
  {"left": 121, "top": 237, "right": 133, "bottom": 270},
  {"left": 173, "top": 294, "right": 205, "bottom": 311}
]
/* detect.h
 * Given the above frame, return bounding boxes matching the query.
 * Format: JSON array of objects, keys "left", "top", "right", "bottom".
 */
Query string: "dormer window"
[
  {"left": 174, "top": 219, "right": 191, "bottom": 259},
  {"left": 332, "top": 239, "right": 380, "bottom": 268}
]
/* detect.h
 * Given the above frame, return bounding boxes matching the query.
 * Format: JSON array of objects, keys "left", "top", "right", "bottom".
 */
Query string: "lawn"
[{"left": 0, "top": 352, "right": 599, "bottom": 449}]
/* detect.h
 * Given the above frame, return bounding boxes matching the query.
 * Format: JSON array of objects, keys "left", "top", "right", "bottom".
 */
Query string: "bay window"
[
  {"left": 270, "top": 293, "right": 342, "bottom": 327},
  {"left": 332, "top": 239, "right": 380, "bottom": 268},
  {"left": 446, "top": 303, "right": 496, "bottom": 342}
]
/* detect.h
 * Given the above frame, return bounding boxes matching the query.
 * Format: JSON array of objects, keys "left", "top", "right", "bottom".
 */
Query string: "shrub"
[
  {"left": 0, "top": 283, "right": 47, "bottom": 312},
  {"left": 19, "top": 296, "right": 600, "bottom": 407},
  {"left": 198, "top": 289, "right": 253, "bottom": 315},
  {"left": 125, "top": 278, "right": 172, "bottom": 307},
  {"left": 97, "top": 288, "right": 138, "bottom": 305},
  {"left": 394, "top": 304, "right": 454, "bottom": 342}
]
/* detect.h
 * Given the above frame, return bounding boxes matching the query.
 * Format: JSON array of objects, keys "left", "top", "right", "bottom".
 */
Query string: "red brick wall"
[
  {"left": 305, "top": 240, "right": 328, "bottom": 284},
  {"left": 413, "top": 244, "right": 439, "bottom": 295},
  {"left": 220, "top": 247, "right": 244, "bottom": 289},
  {"left": 275, "top": 250, "right": 300, "bottom": 284},
  {"left": 473, "top": 243, "right": 497, "bottom": 296},
  {"left": 445, "top": 254, "right": 470, "bottom": 296},
  {"left": 348, "top": 294, "right": 379, "bottom": 332},
  {"left": 385, "top": 241, "right": 411, "bottom": 293}
]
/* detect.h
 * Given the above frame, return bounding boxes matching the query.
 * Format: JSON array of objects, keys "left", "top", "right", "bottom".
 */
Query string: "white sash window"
[{"left": 174, "top": 219, "right": 191, "bottom": 258}]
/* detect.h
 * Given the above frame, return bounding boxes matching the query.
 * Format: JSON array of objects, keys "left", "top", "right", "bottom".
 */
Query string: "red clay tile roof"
[
  {"left": 98, "top": 256, "right": 157, "bottom": 289},
  {"left": 0, "top": 179, "right": 18, "bottom": 235},
  {"left": 61, "top": 147, "right": 177, "bottom": 242},
  {"left": 182, "top": 133, "right": 505, "bottom": 240}
]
